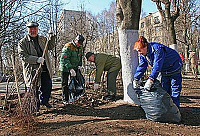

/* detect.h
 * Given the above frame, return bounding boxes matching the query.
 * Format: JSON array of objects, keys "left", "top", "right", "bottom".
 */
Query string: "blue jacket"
[{"left": 134, "top": 42, "right": 183, "bottom": 80}]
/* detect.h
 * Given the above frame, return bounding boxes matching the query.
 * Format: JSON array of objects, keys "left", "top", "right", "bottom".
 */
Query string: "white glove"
[
  {"left": 37, "top": 57, "right": 45, "bottom": 64},
  {"left": 94, "top": 83, "right": 99, "bottom": 90},
  {"left": 70, "top": 69, "right": 76, "bottom": 76},
  {"left": 133, "top": 80, "right": 140, "bottom": 89},
  {"left": 144, "top": 79, "right": 153, "bottom": 90},
  {"left": 78, "top": 66, "right": 83, "bottom": 70}
]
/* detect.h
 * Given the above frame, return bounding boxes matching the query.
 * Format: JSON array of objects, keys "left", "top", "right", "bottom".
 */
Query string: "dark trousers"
[
  {"left": 61, "top": 71, "right": 70, "bottom": 101},
  {"left": 28, "top": 71, "right": 52, "bottom": 111},
  {"left": 107, "top": 68, "right": 120, "bottom": 96},
  {"left": 39, "top": 71, "right": 52, "bottom": 104}
]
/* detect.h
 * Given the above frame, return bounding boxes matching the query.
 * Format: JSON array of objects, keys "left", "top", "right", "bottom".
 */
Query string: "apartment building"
[
  {"left": 57, "top": 9, "right": 86, "bottom": 46},
  {"left": 139, "top": 11, "right": 167, "bottom": 45}
]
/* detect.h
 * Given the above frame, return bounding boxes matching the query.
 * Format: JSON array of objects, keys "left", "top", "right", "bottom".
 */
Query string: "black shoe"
[
  {"left": 41, "top": 102, "right": 52, "bottom": 108},
  {"left": 63, "top": 101, "right": 68, "bottom": 105},
  {"left": 103, "top": 95, "right": 116, "bottom": 101}
]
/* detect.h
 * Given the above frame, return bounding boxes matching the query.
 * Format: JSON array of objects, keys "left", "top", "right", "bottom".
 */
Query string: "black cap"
[
  {"left": 26, "top": 21, "right": 39, "bottom": 27},
  {"left": 85, "top": 52, "right": 94, "bottom": 60},
  {"left": 75, "top": 34, "right": 85, "bottom": 45}
]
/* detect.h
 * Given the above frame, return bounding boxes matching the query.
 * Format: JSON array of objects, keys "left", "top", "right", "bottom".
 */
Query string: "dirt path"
[{"left": 1, "top": 78, "right": 200, "bottom": 136}]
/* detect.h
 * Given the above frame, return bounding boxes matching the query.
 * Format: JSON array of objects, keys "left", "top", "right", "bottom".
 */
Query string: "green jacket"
[
  {"left": 95, "top": 53, "right": 121, "bottom": 83},
  {"left": 59, "top": 41, "right": 83, "bottom": 72}
]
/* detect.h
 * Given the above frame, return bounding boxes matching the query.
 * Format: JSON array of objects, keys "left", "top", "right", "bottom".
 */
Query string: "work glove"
[
  {"left": 144, "top": 79, "right": 153, "bottom": 91},
  {"left": 78, "top": 66, "right": 83, "bottom": 70},
  {"left": 70, "top": 69, "right": 76, "bottom": 77},
  {"left": 94, "top": 83, "right": 99, "bottom": 90},
  {"left": 37, "top": 57, "right": 45, "bottom": 64},
  {"left": 133, "top": 80, "right": 140, "bottom": 89}
]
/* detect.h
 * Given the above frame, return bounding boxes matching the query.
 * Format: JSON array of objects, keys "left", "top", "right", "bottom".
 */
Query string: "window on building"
[
  {"left": 146, "top": 19, "right": 151, "bottom": 26},
  {"left": 141, "top": 22, "right": 145, "bottom": 28},
  {"left": 154, "top": 16, "right": 160, "bottom": 24},
  {"left": 155, "top": 26, "right": 159, "bottom": 33},
  {"left": 142, "top": 31, "right": 145, "bottom": 36}
]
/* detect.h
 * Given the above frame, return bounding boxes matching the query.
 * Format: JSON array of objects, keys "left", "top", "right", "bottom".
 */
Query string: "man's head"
[
  {"left": 74, "top": 34, "right": 85, "bottom": 47},
  {"left": 85, "top": 52, "right": 95, "bottom": 62},
  {"left": 26, "top": 21, "right": 39, "bottom": 37},
  {"left": 134, "top": 36, "right": 148, "bottom": 56}
]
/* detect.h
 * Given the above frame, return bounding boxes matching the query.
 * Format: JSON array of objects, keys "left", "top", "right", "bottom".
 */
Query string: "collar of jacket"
[
  {"left": 94, "top": 54, "right": 97, "bottom": 62},
  {"left": 72, "top": 40, "right": 77, "bottom": 48},
  {"left": 26, "top": 34, "right": 39, "bottom": 41},
  {"left": 146, "top": 43, "right": 155, "bottom": 57}
]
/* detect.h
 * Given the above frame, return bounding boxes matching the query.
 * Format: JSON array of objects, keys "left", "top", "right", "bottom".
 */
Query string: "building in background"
[
  {"left": 55, "top": 9, "right": 86, "bottom": 72},
  {"left": 139, "top": 11, "right": 166, "bottom": 44},
  {"left": 57, "top": 9, "right": 86, "bottom": 47}
]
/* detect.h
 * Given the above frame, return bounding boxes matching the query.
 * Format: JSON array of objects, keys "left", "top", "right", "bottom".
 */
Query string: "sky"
[{"left": 62, "top": 0, "right": 158, "bottom": 15}]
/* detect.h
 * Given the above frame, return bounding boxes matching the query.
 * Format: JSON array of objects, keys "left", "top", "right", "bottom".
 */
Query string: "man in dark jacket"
[
  {"left": 18, "top": 21, "right": 56, "bottom": 112},
  {"left": 59, "top": 35, "right": 85, "bottom": 103},
  {"left": 85, "top": 52, "right": 121, "bottom": 101}
]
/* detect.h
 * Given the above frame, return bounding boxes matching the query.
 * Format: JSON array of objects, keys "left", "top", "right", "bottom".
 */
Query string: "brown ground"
[{"left": 1, "top": 77, "right": 200, "bottom": 136}]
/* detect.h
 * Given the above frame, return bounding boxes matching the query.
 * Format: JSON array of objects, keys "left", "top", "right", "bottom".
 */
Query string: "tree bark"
[
  {"left": 153, "top": 0, "right": 180, "bottom": 51},
  {"left": 116, "top": 0, "right": 141, "bottom": 104}
]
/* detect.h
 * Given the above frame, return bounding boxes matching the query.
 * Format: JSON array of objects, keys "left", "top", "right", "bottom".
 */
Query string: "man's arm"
[
  {"left": 95, "top": 54, "right": 107, "bottom": 83},
  {"left": 18, "top": 40, "right": 38, "bottom": 64},
  {"left": 40, "top": 35, "right": 56, "bottom": 50},
  {"left": 134, "top": 55, "right": 148, "bottom": 80},
  {"left": 149, "top": 48, "right": 165, "bottom": 80},
  {"left": 60, "top": 47, "right": 73, "bottom": 71}
]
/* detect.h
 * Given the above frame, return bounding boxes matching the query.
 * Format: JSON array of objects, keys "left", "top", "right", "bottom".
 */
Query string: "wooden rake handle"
[{"left": 31, "top": 34, "right": 52, "bottom": 86}]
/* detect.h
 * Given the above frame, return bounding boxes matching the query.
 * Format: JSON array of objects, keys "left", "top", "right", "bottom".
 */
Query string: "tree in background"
[
  {"left": 152, "top": 0, "right": 180, "bottom": 50},
  {"left": 84, "top": 1, "right": 119, "bottom": 56},
  {"left": 116, "top": 0, "right": 141, "bottom": 104},
  {"left": 0, "top": 0, "right": 24, "bottom": 74},
  {"left": 175, "top": 0, "right": 200, "bottom": 74},
  {"left": 0, "top": 0, "right": 63, "bottom": 76}
]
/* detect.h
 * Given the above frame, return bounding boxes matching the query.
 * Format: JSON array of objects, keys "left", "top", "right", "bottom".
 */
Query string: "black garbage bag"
[
  {"left": 68, "top": 70, "right": 85, "bottom": 102},
  {"left": 136, "top": 79, "right": 181, "bottom": 123}
]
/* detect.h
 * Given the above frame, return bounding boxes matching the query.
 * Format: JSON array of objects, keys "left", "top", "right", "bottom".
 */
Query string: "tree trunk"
[
  {"left": 153, "top": 0, "right": 180, "bottom": 51},
  {"left": 116, "top": 0, "right": 141, "bottom": 105},
  {"left": 168, "top": 20, "right": 178, "bottom": 51}
]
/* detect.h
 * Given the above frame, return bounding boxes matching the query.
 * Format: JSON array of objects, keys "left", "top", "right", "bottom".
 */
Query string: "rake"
[{"left": 13, "top": 33, "right": 52, "bottom": 128}]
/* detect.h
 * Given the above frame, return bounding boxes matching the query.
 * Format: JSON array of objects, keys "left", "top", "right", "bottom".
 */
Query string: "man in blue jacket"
[{"left": 133, "top": 36, "right": 183, "bottom": 107}]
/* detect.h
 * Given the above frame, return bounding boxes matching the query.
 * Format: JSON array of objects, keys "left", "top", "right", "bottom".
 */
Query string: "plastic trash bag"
[
  {"left": 68, "top": 70, "right": 85, "bottom": 102},
  {"left": 135, "top": 79, "right": 181, "bottom": 123}
]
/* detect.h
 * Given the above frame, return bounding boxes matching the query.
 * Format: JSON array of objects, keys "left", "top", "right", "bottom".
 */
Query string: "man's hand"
[
  {"left": 70, "top": 69, "right": 76, "bottom": 76},
  {"left": 48, "top": 28, "right": 55, "bottom": 39},
  {"left": 48, "top": 28, "right": 54, "bottom": 35},
  {"left": 37, "top": 57, "right": 45, "bottom": 64},
  {"left": 144, "top": 79, "right": 153, "bottom": 90},
  {"left": 94, "top": 83, "right": 99, "bottom": 90},
  {"left": 133, "top": 80, "right": 140, "bottom": 89},
  {"left": 78, "top": 66, "right": 83, "bottom": 70}
]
